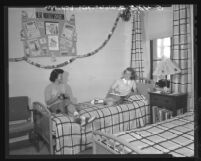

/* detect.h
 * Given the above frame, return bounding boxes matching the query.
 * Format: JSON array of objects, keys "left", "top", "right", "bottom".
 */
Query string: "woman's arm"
[
  {"left": 44, "top": 87, "right": 62, "bottom": 106},
  {"left": 110, "top": 80, "right": 120, "bottom": 93},
  {"left": 46, "top": 94, "right": 61, "bottom": 106},
  {"left": 46, "top": 93, "right": 62, "bottom": 106},
  {"left": 125, "top": 81, "right": 138, "bottom": 98}
]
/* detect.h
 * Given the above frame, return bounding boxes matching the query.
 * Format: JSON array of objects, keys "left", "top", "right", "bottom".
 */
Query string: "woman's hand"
[
  {"left": 111, "top": 88, "right": 119, "bottom": 94},
  {"left": 57, "top": 93, "right": 65, "bottom": 100},
  {"left": 125, "top": 92, "right": 134, "bottom": 99}
]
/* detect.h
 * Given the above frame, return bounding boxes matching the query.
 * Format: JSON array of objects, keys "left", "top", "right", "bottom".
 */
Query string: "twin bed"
[
  {"left": 92, "top": 111, "right": 194, "bottom": 157},
  {"left": 33, "top": 94, "right": 150, "bottom": 154}
]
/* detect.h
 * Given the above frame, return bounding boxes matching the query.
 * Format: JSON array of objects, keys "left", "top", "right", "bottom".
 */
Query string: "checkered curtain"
[
  {"left": 130, "top": 10, "right": 144, "bottom": 83},
  {"left": 171, "top": 5, "right": 193, "bottom": 111}
]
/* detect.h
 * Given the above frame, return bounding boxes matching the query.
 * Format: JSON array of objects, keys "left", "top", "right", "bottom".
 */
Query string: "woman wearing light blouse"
[{"left": 104, "top": 67, "right": 137, "bottom": 105}]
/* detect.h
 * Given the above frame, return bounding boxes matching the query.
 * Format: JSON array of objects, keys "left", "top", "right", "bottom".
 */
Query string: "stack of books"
[{"left": 152, "top": 106, "right": 184, "bottom": 123}]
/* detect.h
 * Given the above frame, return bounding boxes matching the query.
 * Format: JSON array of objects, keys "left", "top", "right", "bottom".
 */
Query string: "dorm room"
[{"left": 7, "top": 5, "right": 196, "bottom": 157}]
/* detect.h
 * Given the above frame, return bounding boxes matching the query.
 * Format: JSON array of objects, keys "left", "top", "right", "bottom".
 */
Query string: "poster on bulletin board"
[{"left": 20, "top": 8, "right": 77, "bottom": 57}]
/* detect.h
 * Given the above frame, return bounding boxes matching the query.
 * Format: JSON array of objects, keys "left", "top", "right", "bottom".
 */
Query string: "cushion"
[
  {"left": 9, "top": 121, "right": 34, "bottom": 138},
  {"left": 136, "top": 82, "right": 155, "bottom": 101},
  {"left": 9, "top": 96, "right": 30, "bottom": 121}
]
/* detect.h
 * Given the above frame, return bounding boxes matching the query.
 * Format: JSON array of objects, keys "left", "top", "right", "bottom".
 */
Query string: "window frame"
[{"left": 150, "top": 37, "right": 172, "bottom": 80}]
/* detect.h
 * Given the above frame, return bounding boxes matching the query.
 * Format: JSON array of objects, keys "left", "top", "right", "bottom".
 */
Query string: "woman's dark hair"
[
  {"left": 49, "top": 69, "right": 64, "bottom": 82},
  {"left": 123, "top": 67, "right": 137, "bottom": 80}
]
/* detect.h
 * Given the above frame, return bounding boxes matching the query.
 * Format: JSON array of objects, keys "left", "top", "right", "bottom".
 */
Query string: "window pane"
[
  {"left": 150, "top": 37, "right": 171, "bottom": 80},
  {"left": 163, "top": 37, "right": 170, "bottom": 46},
  {"left": 157, "top": 47, "right": 161, "bottom": 58},
  {"left": 164, "top": 47, "right": 170, "bottom": 58},
  {"left": 157, "top": 39, "right": 162, "bottom": 47}
]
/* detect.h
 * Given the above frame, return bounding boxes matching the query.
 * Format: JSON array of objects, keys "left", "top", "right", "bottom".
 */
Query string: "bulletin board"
[{"left": 20, "top": 8, "right": 77, "bottom": 57}]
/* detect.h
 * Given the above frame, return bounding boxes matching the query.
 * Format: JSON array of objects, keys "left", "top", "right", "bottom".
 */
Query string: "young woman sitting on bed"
[
  {"left": 104, "top": 67, "right": 137, "bottom": 106},
  {"left": 44, "top": 68, "right": 96, "bottom": 126}
]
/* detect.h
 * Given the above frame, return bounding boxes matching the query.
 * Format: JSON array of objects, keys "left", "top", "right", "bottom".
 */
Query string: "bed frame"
[
  {"left": 92, "top": 131, "right": 142, "bottom": 154},
  {"left": 33, "top": 102, "right": 54, "bottom": 154},
  {"left": 92, "top": 112, "right": 194, "bottom": 157}
]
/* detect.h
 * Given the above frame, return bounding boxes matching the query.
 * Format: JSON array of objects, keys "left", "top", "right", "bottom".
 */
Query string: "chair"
[{"left": 9, "top": 96, "right": 37, "bottom": 150}]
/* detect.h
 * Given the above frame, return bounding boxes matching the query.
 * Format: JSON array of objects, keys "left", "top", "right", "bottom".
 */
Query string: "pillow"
[
  {"left": 136, "top": 82, "right": 155, "bottom": 101},
  {"left": 127, "top": 94, "right": 146, "bottom": 102}
]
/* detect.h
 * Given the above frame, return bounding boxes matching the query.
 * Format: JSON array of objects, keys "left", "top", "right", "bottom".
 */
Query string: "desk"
[{"left": 149, "top": 92, "right": 187, "bottom": 124}]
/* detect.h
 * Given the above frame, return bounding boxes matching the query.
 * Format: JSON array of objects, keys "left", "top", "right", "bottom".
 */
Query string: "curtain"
[
  {"left": 130, "top": 10, "right": 144, "bottom": 82},
  {"left": 171, "top": 5, "right": 193, "bottom": 111}
]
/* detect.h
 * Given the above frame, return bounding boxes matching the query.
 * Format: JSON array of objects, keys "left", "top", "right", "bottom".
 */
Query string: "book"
[
  {"left": 152, "top": 106, "right": 157, "bottom": 123},
  {"left": 152, "top": 106, "right": 173, "bottom": 123}
]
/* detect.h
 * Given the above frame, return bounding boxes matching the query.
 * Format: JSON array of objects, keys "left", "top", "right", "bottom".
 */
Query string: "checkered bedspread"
[
  {"left": 112, "top": 111, "right": 194, "bottom": 157},
  {"left": 51, "top": 95, "right": 150, "bottom": 154}
]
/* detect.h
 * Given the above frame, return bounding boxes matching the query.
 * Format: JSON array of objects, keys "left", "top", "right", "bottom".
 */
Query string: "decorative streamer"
[{"left": 9, "top": 9, "right": 129, "bottom": 69}]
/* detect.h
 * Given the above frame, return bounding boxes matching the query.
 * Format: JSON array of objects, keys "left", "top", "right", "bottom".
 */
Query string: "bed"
[
  {"left": 92, "top": 111, "right": 194, "bottom": 157},
  {"left": 33, "top": 94, "right": 151, "bottom": 155}
]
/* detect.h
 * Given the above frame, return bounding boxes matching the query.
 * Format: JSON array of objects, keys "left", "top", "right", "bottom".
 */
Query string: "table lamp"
[{"left": 153, "top": 58, "right": 181, "bottom": 93}]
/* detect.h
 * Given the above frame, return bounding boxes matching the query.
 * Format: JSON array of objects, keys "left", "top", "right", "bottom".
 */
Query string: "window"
[{"left": 150, "top": 37, "right": 171, "bottom": 81}]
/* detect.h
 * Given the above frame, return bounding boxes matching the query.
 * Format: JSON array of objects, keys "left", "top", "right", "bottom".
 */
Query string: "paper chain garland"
[{"left": 9, "top": 10, "right": 129, "bottom": 69}]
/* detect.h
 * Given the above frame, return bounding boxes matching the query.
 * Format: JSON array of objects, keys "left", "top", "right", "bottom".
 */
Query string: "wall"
[
  {"left": 142, "top": 7, "right": 173, "bottom": 78},
  {"left": 8, "top": 8, "right": 132, "bottom": 104}
]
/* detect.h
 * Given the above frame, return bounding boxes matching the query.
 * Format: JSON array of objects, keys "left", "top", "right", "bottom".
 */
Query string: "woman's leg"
[
  {"left": 104, "top": 94, "right": 121, "bottom": 105},
  {"left": 49, "top": 102, "right": 66, "bottom": 114},
  {"left": 66, "top": 104, "right": 79, "bottom": 116}
]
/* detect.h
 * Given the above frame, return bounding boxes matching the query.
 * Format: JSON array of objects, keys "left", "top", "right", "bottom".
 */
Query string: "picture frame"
[{"left": 45, "top": 21, "right": 59, "bottom": 35}]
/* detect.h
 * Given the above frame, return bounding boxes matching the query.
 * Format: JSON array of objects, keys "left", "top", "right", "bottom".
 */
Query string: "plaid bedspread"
[
  {"left": 51, "top": 95, "right": 150, "bottom": 154},
  {"left": 112, "top": 111, "right": 194, "bottom": 157}
]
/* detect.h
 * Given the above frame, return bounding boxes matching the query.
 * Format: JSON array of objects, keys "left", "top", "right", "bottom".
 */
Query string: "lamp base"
[{"left": 160, "top": 87, "right": 171, "bottom": 94}]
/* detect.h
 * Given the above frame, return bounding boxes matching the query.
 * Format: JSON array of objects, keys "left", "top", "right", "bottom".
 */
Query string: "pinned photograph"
[
  {"left": 37, "top": 21, "right": 44, "bottom": 29},
  {"left": 61, "top": 23, "right": 74, "bottom": 40},
  {"left": 27, "top": 39, "right": 40, "bottom": 52},
  {"left": 45, "top": 22, "right": 59, "bottom": 35},
  {"left": 27, "top": 39, "right": 41, "bottom": 56},
  {"left": 24, "top": 21, "right": 41, "bottom": 39},
  {"left": 48, "top": 35, "right": 59, "bottom": 50},
  {"left": 39, "top": 37, "right": 47, "bottom": 44}
]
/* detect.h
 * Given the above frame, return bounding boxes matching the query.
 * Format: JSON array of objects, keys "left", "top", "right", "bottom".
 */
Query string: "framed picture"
[
  {"left": 45, "top": 21, "right": 59, "bottom": 35},
  {"left": 48, "top": 35, "right": 59, "bottom": 50}
]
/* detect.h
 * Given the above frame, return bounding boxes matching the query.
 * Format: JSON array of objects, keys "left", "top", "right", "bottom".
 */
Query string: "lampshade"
[{"left": 153, "top": 58, "right": 181, "bottom": 76}]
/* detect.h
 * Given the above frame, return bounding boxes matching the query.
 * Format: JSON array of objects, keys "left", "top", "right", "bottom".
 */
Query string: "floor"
[{"left": 9, "top": 140, "right": 93, "bottom": 155}]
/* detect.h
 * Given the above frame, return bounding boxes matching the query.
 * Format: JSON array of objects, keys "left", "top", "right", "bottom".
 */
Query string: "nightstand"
[{"left": 149, "top": 92, "right": 187, "bottom": 124}]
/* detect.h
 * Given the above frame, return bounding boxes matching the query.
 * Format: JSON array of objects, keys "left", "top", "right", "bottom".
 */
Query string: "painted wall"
[
  {"left": 142, "top": 7, "right": 173, "bottom": 78},
  {"left": 8, "top": 8, "right": 132, "bottom": 104}
]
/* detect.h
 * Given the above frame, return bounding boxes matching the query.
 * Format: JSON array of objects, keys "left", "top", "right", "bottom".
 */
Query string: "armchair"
[{"left": 9, "top": 96, "right": 37, "bottom": 151}]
